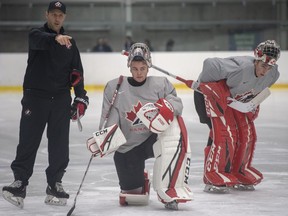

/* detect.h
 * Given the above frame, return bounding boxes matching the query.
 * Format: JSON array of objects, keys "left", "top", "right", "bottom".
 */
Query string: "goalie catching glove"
[
  {"left": 136, "top": 98, "right": 174, "bottom": 134},
  {"left": 87, "top": 124, "right": 127, "bottom": 157},
  {"left": 71, "top": 96, "right": 89, "bottom": 121}
]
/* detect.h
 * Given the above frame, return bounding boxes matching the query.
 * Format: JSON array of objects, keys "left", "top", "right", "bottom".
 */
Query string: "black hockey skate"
[
  {"left": 2, "top": 180, "right": 26, "bottom": 209},
  {"left": 165, "top": 200, "right": 178, "bottom": 210},
  {"left": 45, "top": 182, "right": 69, "bottom": 206}
]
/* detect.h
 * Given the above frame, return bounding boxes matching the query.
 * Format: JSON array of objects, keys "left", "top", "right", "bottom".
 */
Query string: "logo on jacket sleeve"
[{"left": 24, "top": 109, "right": 32, "bottom": 116}]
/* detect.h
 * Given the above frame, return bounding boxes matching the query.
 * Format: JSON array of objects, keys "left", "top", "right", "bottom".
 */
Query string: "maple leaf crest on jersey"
[
  {"left": 126, "top": 101, "right": 143, "bottom": 125},
  {"left": 234, "top": 89, "right": 255, "bottom": 103}
]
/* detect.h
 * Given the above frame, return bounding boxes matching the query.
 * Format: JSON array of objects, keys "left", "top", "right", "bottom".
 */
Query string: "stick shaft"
[
  {"left": 120, "top": 50, "right": 269, "bottom": 113},
  {"left": 67, "top": 75, "right": 124, "bottom": 216},
  {"left": 121, "top": 50, "right": 194, "bottom": 89}
]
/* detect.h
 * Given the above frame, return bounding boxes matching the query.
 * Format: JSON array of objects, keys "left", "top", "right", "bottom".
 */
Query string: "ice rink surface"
[{"left": 1, "top": 89, "right": 288, "bottom": 216}]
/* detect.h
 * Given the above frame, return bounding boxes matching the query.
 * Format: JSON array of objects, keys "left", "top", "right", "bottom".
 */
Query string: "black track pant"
[
  {"left": 114, "top": 134, "right": 157, "bottom": 191},
  {"left": 11, "top": 90, "right": 71, "bottom": 187}
]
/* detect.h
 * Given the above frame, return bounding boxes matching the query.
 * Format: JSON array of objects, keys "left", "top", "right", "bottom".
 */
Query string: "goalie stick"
[
  {"left": 67, "top": 75, "right": 124, "bottom": 216},
  {"left": 121, "top": 50, "right": 271, "bottom": 113}
]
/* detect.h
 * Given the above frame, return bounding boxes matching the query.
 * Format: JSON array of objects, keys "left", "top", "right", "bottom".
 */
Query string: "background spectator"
[{"left": 92, "top": 37, "right": 113, "bottom": 52}]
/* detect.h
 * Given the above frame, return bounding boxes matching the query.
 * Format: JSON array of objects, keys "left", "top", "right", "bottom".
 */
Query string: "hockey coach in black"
[{"left": 2, "top": 1, "right": 89, "bottom": 208}]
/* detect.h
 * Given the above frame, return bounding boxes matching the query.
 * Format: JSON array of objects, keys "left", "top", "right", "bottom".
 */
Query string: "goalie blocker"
[{"left": 87, "top": 124, "right": 127, "bottom": 157}]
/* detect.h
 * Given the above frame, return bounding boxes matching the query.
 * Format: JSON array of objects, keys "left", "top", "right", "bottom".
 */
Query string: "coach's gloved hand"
[{"left": 71, "top": 96, "right": 89, "bottom": 121}]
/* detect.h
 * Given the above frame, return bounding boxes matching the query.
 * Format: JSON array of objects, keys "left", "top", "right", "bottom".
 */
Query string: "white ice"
[{"left": 0, "top": 90, "right": 288, "bottom": 216}]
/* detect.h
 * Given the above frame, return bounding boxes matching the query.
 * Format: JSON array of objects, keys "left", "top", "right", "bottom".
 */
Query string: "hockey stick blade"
[{"left": 250, "top": 87, "right": 271, "bottom": 107}]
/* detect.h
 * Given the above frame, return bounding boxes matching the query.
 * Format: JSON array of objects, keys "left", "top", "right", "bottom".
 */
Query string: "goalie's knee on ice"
[
  {"left": 119, "top": 170, "right": 151, "bottom": 206},
  {"left": 119, "top": 192, "right": 150, "bottom": 206}
]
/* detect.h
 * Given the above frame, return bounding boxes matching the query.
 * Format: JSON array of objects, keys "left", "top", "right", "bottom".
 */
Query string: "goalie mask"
[
  {"left": 254, "top": 40, "right": 280, "bottom": 66},
  {"left": 127, "top": 42, "right": 152, "bottom": 68}
]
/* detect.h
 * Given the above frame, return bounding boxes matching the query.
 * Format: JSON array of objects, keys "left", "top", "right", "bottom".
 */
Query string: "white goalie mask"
[
  {"left": 127, "top": 42, "right": 152, "bottom": 68},
  {"left": 254, "top": 40, "right": 280, "bottom": 66}
]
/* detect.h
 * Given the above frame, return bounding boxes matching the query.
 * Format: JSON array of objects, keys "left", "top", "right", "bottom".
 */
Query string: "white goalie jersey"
[{"left": 99, "top": 76, "right": 183, "bottom": 153}]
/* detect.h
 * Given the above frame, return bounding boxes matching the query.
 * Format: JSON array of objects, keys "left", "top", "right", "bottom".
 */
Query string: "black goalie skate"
[
  {"left": 45, "top": 182, "right": 69, "bottom": 206},
  {"left": 2, "top": 180, "right": 26, "bottom": 209}
]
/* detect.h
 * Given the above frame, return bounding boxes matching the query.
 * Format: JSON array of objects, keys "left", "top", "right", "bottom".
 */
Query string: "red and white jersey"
[
  {"left": 99, "top": 76, "right": 183, "bottom": 153},
  {"left": 198, "top": 56, "right": 280, "bottom": 102}
]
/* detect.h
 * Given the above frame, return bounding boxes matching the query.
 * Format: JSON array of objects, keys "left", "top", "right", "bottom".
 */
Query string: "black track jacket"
[{"left": 23, "top": 23, "right": 87, "bottom": 98}]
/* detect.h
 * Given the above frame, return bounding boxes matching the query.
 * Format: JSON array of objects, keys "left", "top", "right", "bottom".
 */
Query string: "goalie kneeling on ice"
[
  {"left": 87, "top": 124, "right": 127, "bottom": 156},
  {"left": 137, "top": 98, "right": 174, "bottom": 134}
]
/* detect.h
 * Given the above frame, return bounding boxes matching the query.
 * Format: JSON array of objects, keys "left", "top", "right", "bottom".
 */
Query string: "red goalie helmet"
[{"left": 254, "top": 40, "right": 280, "bottom": 66}]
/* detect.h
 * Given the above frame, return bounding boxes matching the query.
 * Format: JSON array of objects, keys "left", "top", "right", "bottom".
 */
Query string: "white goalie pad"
[
  {"left": 119, "top": 170, "right": 151, "bottom": 206},
  {"left": 86, "top": 124, "right": 127, "bottom": 157},
  {"left": 152, "top": 116, "right": 193, "bottom": 204},
  {"left": 119, "top": 192, "right": 149, "bottom": 206}
]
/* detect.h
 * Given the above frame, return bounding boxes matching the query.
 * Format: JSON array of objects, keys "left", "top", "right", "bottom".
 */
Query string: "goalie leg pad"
[
  {"left": 87, "top": 124, "right": 127, "bottom": 157},
  {"left": 199, "top": 80, "right": 231, "bottom": 117},
  {"left": 152, "top": 116, "right": 193, "bottom": 204},
  {"left": 119, "top": 193, "right": 149, "bottom": 206},
  {"left": 204, "top": 108, "right": 239, "bottom": 187},
  {"left": 119, "top": 170, "right": 151, "bottom": 206},
  {"left": 231, "top": 111, "right": 263, "bottom": 185}
]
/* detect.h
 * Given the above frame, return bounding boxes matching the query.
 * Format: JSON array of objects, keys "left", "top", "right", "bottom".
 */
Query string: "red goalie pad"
[
  {"left": 231, "top": 110, "right": 263, "bottom": 185},
  {"left": 204, "top": 107, "right": 239, "bottom": 187},
  {"left": 199, "top": 80, "right": 231, "bottom": 117}
]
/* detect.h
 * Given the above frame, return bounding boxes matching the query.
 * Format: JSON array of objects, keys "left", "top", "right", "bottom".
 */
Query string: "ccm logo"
[
  {"left": 184, "top": 158, "right": 191, "bottom": 184},
  {"left": 94, "top": 128, "right": 108, "bottom": 136}
]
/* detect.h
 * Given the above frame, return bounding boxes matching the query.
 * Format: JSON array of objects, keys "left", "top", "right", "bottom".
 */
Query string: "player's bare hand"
[{"left": 55, "top": 34, "right": 72, "bottom": 49}]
